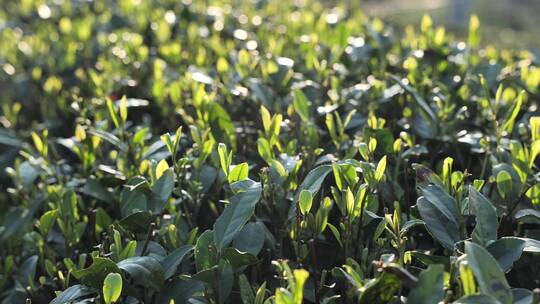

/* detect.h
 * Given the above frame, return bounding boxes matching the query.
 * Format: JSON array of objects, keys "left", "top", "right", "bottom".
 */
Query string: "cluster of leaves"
[{"left": 1, "top": 0, "right": 540, "bottom": 303}]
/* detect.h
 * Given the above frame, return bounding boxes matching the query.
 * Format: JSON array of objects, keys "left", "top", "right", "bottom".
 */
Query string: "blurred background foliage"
[{"left": 361, "top": 0, "right": 540, "bottom": 50}]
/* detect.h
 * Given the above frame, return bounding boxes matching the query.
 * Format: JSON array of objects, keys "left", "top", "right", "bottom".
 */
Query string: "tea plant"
[{"left": 0, "top": 1, "right": 539, "bottom": 303}]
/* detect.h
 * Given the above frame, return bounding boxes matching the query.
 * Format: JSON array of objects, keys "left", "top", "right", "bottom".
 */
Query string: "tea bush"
[{"left": 1, "top": 1, "right": 540, "bottom": 303}]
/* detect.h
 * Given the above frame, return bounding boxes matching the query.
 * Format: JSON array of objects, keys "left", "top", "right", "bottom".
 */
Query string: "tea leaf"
[
  {"left": 117, "top": 257, "right": 165, "bottom": 291},
  {"left": 229, "top": 163, "right": 249, "bottom": 184},
  {"left": 417, "top": 193, "right": 460, "bottom": 250},
  {"left": 214, "top": 181, "right": 262, "bottom": 250},
  {"left": 292, "top": 90, "right": 310, "bottom": 122},
  {"left": 50, "top": 285, "right": 96, "bottom": 304},
  {"left": 469, "top": 187, "right": 497, "bottom": 246},
  {"left": 465, "top": 241, "right": 512, "bottom": 304},
  {"left": 375, "top": 155, "right": 387, "bottom": 182},
  {"left": 106, "top": 98, "right": 120, "bottom": 129},
  {"left": 103, "top": 273, "right": 122, "bottom": 304},
  {"left": 406, "top": 264, "right": 444, "bottom": 304},
  {"left": 496, "top": 170, "right": 512, "bottom": 199},
  {"left": 162, "top": 245, "right": 194, "bottom": 279},
  {"left": 299, "top": 190, "right": 313, "bottom": 215}
]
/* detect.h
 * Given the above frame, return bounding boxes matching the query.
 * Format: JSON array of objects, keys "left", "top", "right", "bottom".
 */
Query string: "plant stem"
[
  {"left": 506, "top": 184, "right": 532, "bottom": 219},
  {"left": 355, "top": 188, "right": 372, "bottom": 256},
  {"left": 309, "top": 239, "right": 320, "bottom": 304},
  {"left": 403, "top": 159, "right": 411, "bottom": 221}
]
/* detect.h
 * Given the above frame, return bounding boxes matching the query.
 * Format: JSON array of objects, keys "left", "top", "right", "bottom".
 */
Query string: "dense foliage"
[{"left": 1, "top": 1, "right": 540, "bottom": 303}]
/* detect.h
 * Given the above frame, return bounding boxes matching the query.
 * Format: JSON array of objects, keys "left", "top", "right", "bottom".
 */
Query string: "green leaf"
[
  {"left": 160, "top": 133, "right": 174, "bottom": 156},
  {"left": 222, "top": 247, "right": 258, "bottom": 269},
  {"left": 345, "top": 187, "right": 355, "bottom": 215},
  {"left": 233, "top": 222, "right": 266, "bottom": 255},
  {"left": 486, "top": 237, "right": 527, "bottom": 272},
  {"left": 496, "top": 170, "right": 512, "bottom": 199},
  {"left": 388, "top": 75, "right": 438, "bottom": 131},
  {"left": 469, "top": 187, "right": 498, "bottom": 246},
  {"left": 465, "top": 241, "right": 512, "bottom": 304},
  {"left": 358, "top": 143, "right": 369, "bottom": 160},
  {"left": 296, "top": 165, "right": 332, "bottom": 199},
  {"left": 219, "top": 260, "right": 234, "bottom": 303},
  {"left": 106, "top": 98, "right": 120, "bottom": 129},
  {"left": 453, "top": 295, "right": 500, "bottom": 304},
  {"left": 173, "top": 126, "right": 183, "bottom": 152},
  {"left": 468, "top": 14, "right": 480, "bottom": 47},
  {"left": 120, "top": 188, "right": 147, "bottom": 216},
  {"left": 492, "top": 163, "right": 522, "bottom": 203},
  {"left": 315, "top": 197, "right": 333, "bottom": 234},
  {"left": 442, "top": 157, "right": 454, "bottom": 187},
  {"left": 298, "top": 189, "right": 313, "bottom": 215},
  {"left": 155, "top": 159, "right": 170, "bottom": 179},
  {"left": 0, "top": 128, "right": 22, "bottom": 147},
  {"left": 151, "top": 168, "right": 174, "bottom": 212},
  {"left": 529, "top": 140, "right": 540, "bottom": 168},
  {"left": 407, "top": 251, "right": 450, "bottom": 268},
  {"left": 417, "top": 196, "right": 460, "bottom": 250},
  {"left": 292, "top": 89, "right": 310, "bottom": 122},
  {"left": 239, "top": 274, "right": 255, "bottom": 304},
  {"left": 103, "top": 273, "right": 122, "bottom": 304},
  {"left": 255, "top": 281, "right": 267, "bottom": 304},
  {"left": 31, "top": 132, "right": 44, "bottom": 153},
  {"left": 50, "top": 284, "right": 96, "bottom": 304},
  {"left": 416, "top": 185, "right": 461, "bottom": 250},
  {"left": 155, "top": 278, "right": 204, "bottom": 304},
  {"left": 0, "top": 197, "right": 42, "bottom": 242},
  {"left": 208, "top": 102, "right": 236, "bottom": 147},
  {"left": 19, "top": 161, "right": 38, "bottom": 187},
  {"left": 191, "top": 266, "right": 219, "bottom": 284},
  {"left": 332, "top": 164, "right": 343, "bottom": 191},
  {"left": 117, "top": 256, "right": 165, "bottom": 291},
  {"left": 162, "top": 245, "right": 194, "bottom": 279},
  {"left": 82, "top": 178, "right": 113, "bottom": 203},
  {"left": 512, "top": 288, "right": 533, "bottom": 304},
  {"left": 502, "top": 91, "right": 524, "bottom": 133},
  {"left": 412, "top": 163, "right": 445, "bottom": 189},
  {"left": 514, "top": 207, "right": 540, "bottom": 223},
  {"left": 119, "top": 241, "right": 137, "bottom": 260},
  {"left": 260, "top": 106, "right": 272, "bottom": 133},
  {"left": 257, "top": 138, "right": 273, "bottom": 163},
  {"left": 459, "top": 261, "right": 476, "bottom": 296},
  {"left": 328, "top": 223, "right": 342, "bottom": 247},
  {"left": 119, "top": 211, "right": 155, "bottom": 234},
  {"left": 406, "top": 264, "right": 444, "bottom": 304},
  {"left": 214, "top": 181, "right": 262, "bottom": 250},
  {"left": 229, "top": 162, "right": 249, "bottom": 184},
  {"left": 358, "top": 272, "right": 401, "bottom": 304},
  {"left": 119, "top": 96, "right": 128, "bottom": 124},
  {"left": 38, "top": 209, "right": 58, "bottom": 236},
  {"left": 532, "top": 116, "right": 540, "bottom": 141},
  {"left": 374, "top": 155, "right": 387, "bottom": 182},
  {"left": 218, "top": 143, "right": 230, "bottom": 176},
  {"left": 419, "top": 184, "right": 459, "bottom": 222},
  {"left": 195, "top": 230, "right": 217, "bottom": 272},
  {"left": 293, "top": 269, "right": 309, "bottom": 304},
  {"left": 88, "top": 130, "right": 128, "bottom": 151},
  {"left": 72, "top": 257, "right": 120, "bottom": 289},
  {"left": 400, "top": 219, "right": 425, "bottom": 235},
  {"left": 17, "top": 255, "right": 38, "bottom": 285}
]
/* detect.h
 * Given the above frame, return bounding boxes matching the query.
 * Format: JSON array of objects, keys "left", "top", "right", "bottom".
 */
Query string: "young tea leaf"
[
  {"left": 298, "top": 189, "right": 313, "bottom": 215},
  {"left": 103, "top": 273, "right": 122, "bottom": 304},
  {"left": 375, "top": 155, "right": 387, "bottom": 182}
]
